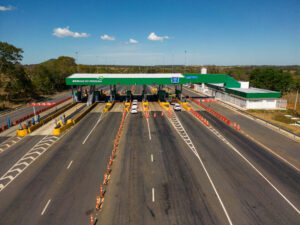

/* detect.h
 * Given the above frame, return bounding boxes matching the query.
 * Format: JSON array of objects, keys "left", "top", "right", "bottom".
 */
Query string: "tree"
[
  {"left": 0, "top": 42, "right": 23, "bottom": 74},
  {"left": 249, "top": 68, "right": 293, "bottom": 93}
]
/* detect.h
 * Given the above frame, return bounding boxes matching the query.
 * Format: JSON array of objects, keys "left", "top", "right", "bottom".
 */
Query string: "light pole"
[
  {"left": 184, "top": 50, "right": 187, "bottom": 73},
  {"left": 75, "top": 51, "right": 79, "bottom": 73}
]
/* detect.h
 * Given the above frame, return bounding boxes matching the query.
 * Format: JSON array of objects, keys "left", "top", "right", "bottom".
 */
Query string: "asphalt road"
[
  {"left": 183, "top": 87, "right": 300, "bottom": 169},
  {"left": 0, "top": 106, "right": 122, "bottom": 225},
  {"left": 98, "top": 110, "right": 226, "bottom": 225},
  {"left": 0, "top": 91, "right": 71, "bottom": 125},
  {"left": 99, "top": 107, "right": 300, "bottom": 225}
]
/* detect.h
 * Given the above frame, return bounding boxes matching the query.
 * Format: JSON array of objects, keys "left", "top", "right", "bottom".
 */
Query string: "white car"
[
  {"left": 131, "top": 109, "right": 138, "bottom": 114},
  {"left": 173, "top": 103, "right": 181, "bottom": 111}
]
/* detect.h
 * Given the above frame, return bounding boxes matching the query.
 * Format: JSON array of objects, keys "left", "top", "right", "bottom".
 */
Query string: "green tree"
[{"left": 249, "top": 68, "right": 293, "bottom": 93}]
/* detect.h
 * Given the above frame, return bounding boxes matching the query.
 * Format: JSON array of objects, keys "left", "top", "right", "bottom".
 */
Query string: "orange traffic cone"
[
  {"left": 154, "top": 112, "right": 157, "bottom": 118},
  {"left": 236, "top": 124, "right": 240, "bottom": 131},
  {"left": 233, "top": 122, "right": 236, "bottom": 129},
  {"left": 161, "top": 112, "right": 164, "bottom": 117},
  {"left": 112, "top": 150, "right": 115, "bottom": 159},
  {"left": 90, "top": 214, "right": 94, "bottom": 225},
  {"left": 96, "top": 196, "right": 100, "bottom": 210},
  {"left": 100, "top": 185, "right": 104, "bottom": 197},
  {"left": 107, "top": 164, "right": 110, "bottom": 175},
  {"left": 109, "top": 156, "right": 113, "bottom": 165},
  {"left": 104, "top": 173, "right": 108, "bottom": 184}
]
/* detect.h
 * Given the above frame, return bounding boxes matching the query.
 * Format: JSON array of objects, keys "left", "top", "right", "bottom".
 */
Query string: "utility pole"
[
  {"left": 184, "top": 50, "right": 187, "bottom": 73},
  {"left": 75, "top": 51, "right": 79, "bottom": 73},
  {"left": 294, "top": 89, "right": 299, "bottom": 111}
]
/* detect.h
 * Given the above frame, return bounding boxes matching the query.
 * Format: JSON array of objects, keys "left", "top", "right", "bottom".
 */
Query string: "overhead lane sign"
[{"left": 171, "top": 77, "right": 179, "bottom": 83}]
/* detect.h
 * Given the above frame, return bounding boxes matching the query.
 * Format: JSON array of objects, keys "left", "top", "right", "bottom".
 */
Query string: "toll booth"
[{"left": 94, "top": 91, "right": 100, "bottom": 102}]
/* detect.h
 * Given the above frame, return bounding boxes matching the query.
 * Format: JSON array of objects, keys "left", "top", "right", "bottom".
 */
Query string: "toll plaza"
[{"left": 65, "top": 73, "right": 242, "bottom": 103}]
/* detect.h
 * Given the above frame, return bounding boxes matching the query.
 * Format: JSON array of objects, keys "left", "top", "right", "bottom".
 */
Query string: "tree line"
[{"left": 0, "top": 41, "right": 299, "bottom": 104}]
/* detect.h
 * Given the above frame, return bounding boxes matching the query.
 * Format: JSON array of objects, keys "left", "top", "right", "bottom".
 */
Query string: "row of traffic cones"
[
  {"left": 92, "top": 109, "right": 128, "bottom": 224},
  {"left": 190, "top": 98, "right": 231, "bottom": 126},
  {"left": 153, "top": 112, "right": 164, "bottom": 118},
  {"left": 233, "top": 122, "right": 240, "bottom": 131},
  {"left": 189, "top": 109, "right": 210, "bottom": 126}
]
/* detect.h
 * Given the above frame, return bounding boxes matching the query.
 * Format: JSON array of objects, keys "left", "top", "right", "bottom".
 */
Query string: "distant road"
[{"left": 0, "top": 91, "right": 71, "bottom": 125}]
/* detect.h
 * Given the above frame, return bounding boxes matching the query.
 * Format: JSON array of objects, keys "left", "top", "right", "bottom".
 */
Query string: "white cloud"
[
  {"left": 129, "top": 38, "right": 138, "bottom": 44},
  {"left": 100, "top": 34, "right": 115, "bottom": 41},
  {"left": 0, "top": 5, "right": 13, "bottom": 11},
  {"left": 53, "top": 26, "right": 90, "bottom": 38},
  {"left": 147, "top": 32, "right": 169, "bottom": 41}
]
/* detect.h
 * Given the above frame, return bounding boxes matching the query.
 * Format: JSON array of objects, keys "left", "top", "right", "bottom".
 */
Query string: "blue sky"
[{"left": 0, "top": 0, "right": 299, "bottom": 65}]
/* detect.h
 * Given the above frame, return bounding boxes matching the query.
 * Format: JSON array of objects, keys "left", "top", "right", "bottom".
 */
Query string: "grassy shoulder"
[{"left": 247, "top": 109, "right": 300, "bottom": 135}]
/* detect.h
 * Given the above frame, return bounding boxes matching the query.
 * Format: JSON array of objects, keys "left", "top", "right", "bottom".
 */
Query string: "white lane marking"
[
  {"left": 41, "top": 199, "right": 51, "bottom": 215},
  {"left": 0, "top": 135, "right": 59, "bottom": 192},
  {"left": 152, "top": 188, "right": 155, "bottom": 202},
  {"left": 241, "top": 131, "right": 300, "bottom": 173},
  {"left": 167, "top": 113, "right": 233, "bottom": 225},
  {"left": 146, "top": 118, "right": 151, "bottom": 140},
  {"left": 151, "top": 154, "right": 153, "bottom": 162},
  {"left": 82, "top": 113, "right": 103, "bottom": 144},
  {"left": 193, "top": 112, "right": 300, "bottom": 215},
  {"left": 67, "top": 160, "right": 73, "bottom": 169}
]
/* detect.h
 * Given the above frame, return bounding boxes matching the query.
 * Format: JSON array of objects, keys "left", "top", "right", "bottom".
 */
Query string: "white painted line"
[
  {"left": 225, "top": 137, "right": 300, "bottom": 215},
  {"left": 146, "top": 118, "right": 151, "bottom": 140},
  {"left": 197, "top": 115, "right": 300, "bottom": 215},
  {"left": 67, "top": 160, "right": 73, "bottom": 169},
  {"left": 82, "top": 113, "right": 103, "bottom": 144},
  {"left": 151, "top": 154, "right": 153, "bottom": 162},
  {"left": 167, "top": 113, "right": 233, "bottom": 225},
  {"left": 41, "top": 199, "right": 51, "bottom": 215},
  {"left": 152, "top": 188, "right": 155, "bottom": 202}
]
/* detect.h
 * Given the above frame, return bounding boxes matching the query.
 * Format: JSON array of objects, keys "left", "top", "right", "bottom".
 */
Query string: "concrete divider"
[
  {"left": 142, "top": 101, "right": 149, "bottom": 111},
  {"left": 53, "top": 102, "right": 97, "bottom": 135},
  {"left": 16, "top": 102, "right": 76, "bottom": 136},
  {"left": 73, "top": 102, "right": 97, "bottom": 124},
  {"left": 124, "top": 102, "right": 131, "bottom": 112},
  {"left": 177, "top": 100, "right": 191, "bottom": 111},
  {"left": 158, "top": 100, "right": 170, "bottom": 111},
  {"left": 104, "top": 101, "right": 115, "bottom": 112},
  {"left": 28, "top": 102, "right": 76, "bottom": 134}
]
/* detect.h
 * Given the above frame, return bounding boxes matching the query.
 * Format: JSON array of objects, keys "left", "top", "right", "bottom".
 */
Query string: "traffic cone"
[
  {"left": 96, "top": 196, "right": 100, "bottom": 210},
  {"left": 104, "top": 173, "right": 108, "bottom": 184},
  {"left": 237, "top": 124, "right": 240, "bottom": 131},
  {"left": 112, "top": 150, "right": 115, "bottom": 159},
  {"left": 233, "top": 122, "right": 236, "bottom": 129},
  {"left": 100, "top": 185, "right": 104, "bottom": 197},
  {"left": 107, "top": 164, "right": 110, "bottom": 175},
  {"left": 154, "top": 112, "right": 156, "bottom": 118},
  {"left": 109, "top": 156, "right": 113, "bottom": 165},
  {"left": 90, "top": 214, "right": 94, "bottom": 225},
  {"left": 161, "top": 112, "right": 164, "bottom": 117}
]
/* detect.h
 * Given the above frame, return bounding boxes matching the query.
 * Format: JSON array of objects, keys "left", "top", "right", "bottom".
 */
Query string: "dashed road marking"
[
  {"left": 152, "top": 188, "right": 155, "bottom": 202},
  {"left": 151, "top": 154, "right": 153, "bottom": 162},
  {"left": 146, "top": 118, "right": 151, "bottom": 140},
  {"left": 41, "top": 199, "right": 51, "bottom": 215},
  {"left": 67, "top": 160, "right": 73, "bottom": 169}
]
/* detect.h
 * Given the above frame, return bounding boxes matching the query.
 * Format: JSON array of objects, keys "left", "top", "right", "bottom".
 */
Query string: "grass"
[{"left": 246, "top": 109, "right": 300, "bottom": 135}]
